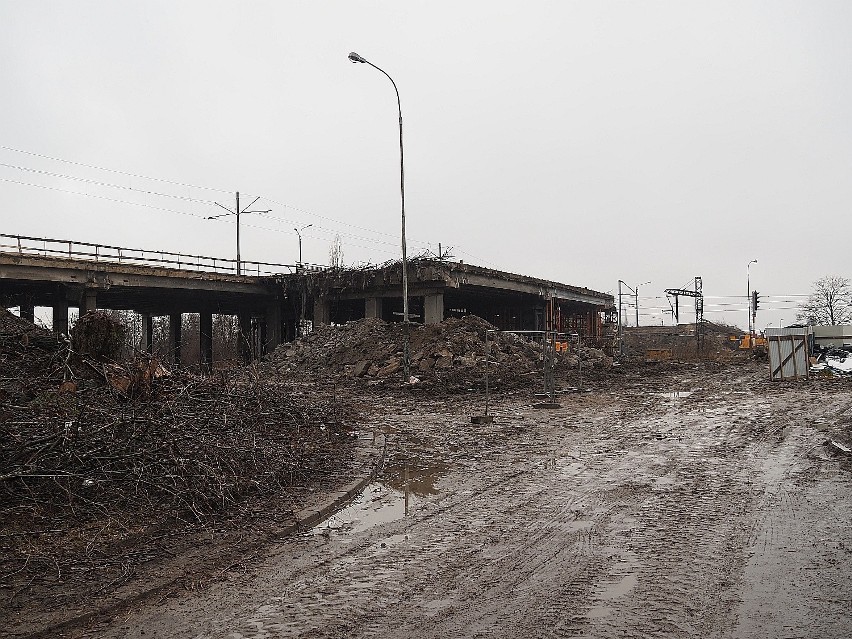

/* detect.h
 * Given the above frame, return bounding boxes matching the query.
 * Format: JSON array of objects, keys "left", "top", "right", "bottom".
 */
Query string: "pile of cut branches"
[
  {"left": 1, "top": 308, "right": 360, "bottom": 615},
  {"left": 1, "top": 372, "right": 355, "bottom": 524}
]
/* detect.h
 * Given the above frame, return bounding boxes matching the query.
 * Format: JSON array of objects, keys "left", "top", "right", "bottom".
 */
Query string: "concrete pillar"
[
  {"left": 259, "top": 319, "right": 268, "bottom": 356},
  {"left": 313, "top": 298, "right": 331, "bottom": 325},
  {"left": 53, "top": 297, "right": 69, "bottom": 336},
  {"left": 534, "top": 306, "right": 545, "bottom": 332},
  {"left": 265, "top": 301, "right": 282, "bottom": 353},
  {"left": 19, "top": 300, "right": 35, "bottom": 324},
  {"left": 365, "top": 297, "right": 383, "bottom": 320},
  {"left": 80, "top": 289, "right": 97, "bottom": 315},
  {"left": 424, "top": 292, "right": 445, "bottom": 325},
  {"left": 141, "top": 314, "right": 154, "bottom": 354},
  {"left": 169, "top": 313, "right": 182, "bottom": 365},
  {"left": 200, "top": 311, "right": 213, "bottom": 374},
  {"left": 238, "top": 314, "right": 252, "bottom": 363},
  {"left": 284, "top": 317, "right": 297, "bottom": 342}
]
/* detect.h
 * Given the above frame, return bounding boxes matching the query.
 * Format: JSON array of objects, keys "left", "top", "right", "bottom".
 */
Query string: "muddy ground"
[{"left": 13, "top": 360, "right": 851, "bottom": 638}]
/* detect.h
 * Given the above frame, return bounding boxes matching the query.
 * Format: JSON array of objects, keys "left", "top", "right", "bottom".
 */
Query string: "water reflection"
[{"left": 311, "top": 462, "right": 449, "bottom": 537}]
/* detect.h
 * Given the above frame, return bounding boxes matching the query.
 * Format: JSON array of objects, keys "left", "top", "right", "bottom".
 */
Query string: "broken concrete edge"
[
  {"left": 293, "top": 433, "right": 387, "bottom": 531},
  {"left": 20, "top": 434, "right": 388, "bottom": 639}
]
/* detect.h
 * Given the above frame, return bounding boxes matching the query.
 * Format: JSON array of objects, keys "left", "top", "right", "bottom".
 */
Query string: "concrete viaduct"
[{"left": 0, "top": 235, "right": 615, "bottom": 368}]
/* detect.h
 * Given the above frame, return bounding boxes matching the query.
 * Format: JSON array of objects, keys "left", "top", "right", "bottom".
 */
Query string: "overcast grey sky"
[{"left": 2, "top": 1, "right": 851, "bottom": 330}]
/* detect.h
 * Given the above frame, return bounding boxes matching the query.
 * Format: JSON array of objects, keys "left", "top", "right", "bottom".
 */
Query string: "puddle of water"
[
  {"left": 380, "top": 463, "right": 448, "bottom": 496},
  {"left": 313, "top": 483, "right": 406, "bottom": 536},
  {"left": 658, "top": 391, "right": 693, "bottom": 399},
  {"left": 586, "top": 605, "right": 612, "bottom": 618},
  {"left": 312, "top": 463, "right": 448, "bottom": 537},
  {"left": 598, "top": 573, "right": 638, "bottom": 600},
  {"left": 565, "top": 519, "right": 594, "bottom": 533}
]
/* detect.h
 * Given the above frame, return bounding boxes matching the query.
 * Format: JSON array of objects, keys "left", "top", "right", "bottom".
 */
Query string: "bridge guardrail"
[{"left": 0, "top": 233, "right": 328, "bottom": 277}]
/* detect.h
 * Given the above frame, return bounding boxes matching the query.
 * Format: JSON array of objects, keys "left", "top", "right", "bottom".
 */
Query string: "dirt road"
[{"left": 85, "top": 364, "right": 852, "bottom": 638}]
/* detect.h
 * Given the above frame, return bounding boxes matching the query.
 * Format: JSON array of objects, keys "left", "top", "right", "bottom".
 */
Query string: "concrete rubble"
[{"left": 265, "top": 315, "right": 613, "bottom": 392}]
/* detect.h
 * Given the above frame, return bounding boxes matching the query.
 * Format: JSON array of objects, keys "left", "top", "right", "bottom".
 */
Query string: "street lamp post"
[
  {"left": 293, "top": 224, "right": 313, "bottom": 338},
  {"left": 207, "top": 191, "right": 271, "bottom": 275},
  {"left": 349, "top": 51, "right": 410, "bottom": 381},
  {"left": 294, "top": 224, "right": 313, "bottom": 267},
  {"left": 747, "top": 259, "right": 758, "bottom": 337}
]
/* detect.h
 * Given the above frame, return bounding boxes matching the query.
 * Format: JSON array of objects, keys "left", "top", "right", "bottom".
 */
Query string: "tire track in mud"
[
  {"left": 729, "top": 388, "right": 852, "bottom": 639},
  {"left": 225, "top": 389, "right": 755, "bottom": 638},
  {"left": 224, "top": 461, "right": 609, "bottom": 638},
  {"left": 93, "top": 367, "right": 852, "bottom": 638},
  {"left": 185, "top": 402, "right": 631, "bottom": 638}
]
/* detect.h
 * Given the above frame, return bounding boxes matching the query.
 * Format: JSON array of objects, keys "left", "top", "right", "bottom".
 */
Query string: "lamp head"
[{"left": 348, "top": 52, "right": 367, "bottom": 64}]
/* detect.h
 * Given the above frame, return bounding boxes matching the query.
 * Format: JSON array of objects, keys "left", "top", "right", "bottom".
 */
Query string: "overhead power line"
[
  {"left": 0, "top": 178, "right": 211, "bottom": 220},
  {"left": 0, "top": 162, "right": 217, "bottom": 205},
  {"left": 1, "top": 146, "right": 433, "bottom": 254},
  {"left": 1, "top": 177, "right": 431, "bottom": 257},
  {"left": 0, "top": 145, "right": 233, "bottom": 194},
  {"left": 0, "top": 145, "right": 482, "bottom": 264}
]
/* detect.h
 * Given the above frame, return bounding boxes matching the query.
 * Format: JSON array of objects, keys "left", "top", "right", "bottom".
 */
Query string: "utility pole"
[
  {"left": 635, "top": 287, "right": 639, "bottom": 328},
  {"left": 617, "top": 280, "right": 623, "bottom": 356},
  {"left": 618, "top": 280, "right": 638, "bottom": 356},
  {"left": 208, "top": 192, "right": 271, "bottom": 275},
  {"left": 633, "top": 281, "right": 651, "bottom": 328}
]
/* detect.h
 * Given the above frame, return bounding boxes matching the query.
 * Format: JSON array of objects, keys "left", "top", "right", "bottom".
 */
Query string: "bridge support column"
[
  {"left": 52, "top": 297, "right": 69, "bottom": 336},
  {"left": 169, "top": 313, "right": 182, "bottom": 365},
  {"left": 200, "top": 311, "right": 213, "bottom": 374},
  {"left": 259, "top": 319, "right": 268, "bottom": 356},
  {"left": 80, "top": 289, "right": 97, "bottom": 315},
  {"left": 365, "top": 297, "right": 383, "bottom": 320},
  {"left": 141, "top": 314, "right": 154, "bottom": 354},
  {"left": 424, "top": 293, "right": 445, "bottom": 325},
  {"left": 313, "top": 299, "right": 331, "bottom": 326},
  {"left": 284, "top": 317, "right": 297, "bottom": 342},
  {"left": 238, "top": 314, "right": 252, "bottom": 363},
  {"left": 19, "top": 299, "right": 35, "bottom": 324},
  {"left": 534, "top": 305, "right": 545, "bottom": 332},
  {"left": 265, "top": 301, "right": 282, "bottom": 354}
]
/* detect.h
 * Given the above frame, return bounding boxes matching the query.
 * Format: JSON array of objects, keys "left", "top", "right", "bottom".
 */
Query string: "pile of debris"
[
  {"left": 811, "top": 347, "right": 852, "bottom": 376},
  {"left": 267, "top": 315, "right": 612, "bottom": 393},
  {"left": 621, "top": 322, "right": 748, "bottom": 362}
]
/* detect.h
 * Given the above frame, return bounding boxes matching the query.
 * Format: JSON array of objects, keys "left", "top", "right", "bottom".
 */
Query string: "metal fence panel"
[{"left": 765, "top": 327, "right": 811, "bottom": 381}]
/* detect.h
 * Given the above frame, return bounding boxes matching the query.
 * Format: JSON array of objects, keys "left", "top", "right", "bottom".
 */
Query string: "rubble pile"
[
  {"left": 621, "top": 322, "right": 747, "bottom": 362},
  {"left": 268, "top": 315, "right": 612, "bottom": 392},
  {"left": 811, "top": 346, "right": 852, "bottom": 376}
]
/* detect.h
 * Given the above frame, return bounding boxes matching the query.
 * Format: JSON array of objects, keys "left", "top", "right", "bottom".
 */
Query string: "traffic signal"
[{"left": 752, "top": 290, "right": 759, "bottom": 311}]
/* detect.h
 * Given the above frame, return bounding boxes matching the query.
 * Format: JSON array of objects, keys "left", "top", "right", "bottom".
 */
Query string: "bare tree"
[
  {"left": 797, "top": 275, "right": 852, "bottom": 326},
  {"left": 329, "top": 234, "right": 344, "bottom": 269}
]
